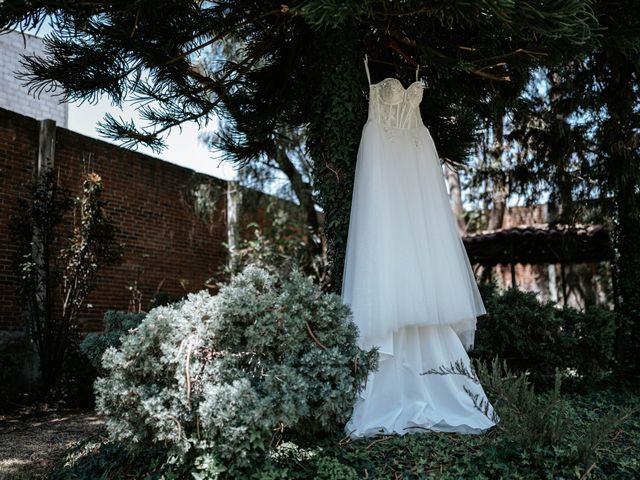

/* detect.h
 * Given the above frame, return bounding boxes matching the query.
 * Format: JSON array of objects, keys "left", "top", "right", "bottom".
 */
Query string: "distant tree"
[
  {"left": 461, "top": 38, "right": 640, "bottom": 373},
  {"left": 500, "top": 3, "right": 640, "bottom": 371}
]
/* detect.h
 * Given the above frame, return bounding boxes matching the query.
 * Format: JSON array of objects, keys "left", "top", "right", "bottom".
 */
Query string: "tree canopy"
[
  {"left": 3, "top": 1, "right": 640, "bottom": 371},
  {"left": 1, "top": 1, "right": 599, "bottom": 154}
]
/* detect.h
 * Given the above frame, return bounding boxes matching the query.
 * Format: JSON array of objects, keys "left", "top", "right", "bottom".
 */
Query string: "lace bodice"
[
  {"left": 364, "top": 55, "right": 424, "bottom": 129},
  {"left": 369, "top": 78, "right": 424, "bottom": 129}
]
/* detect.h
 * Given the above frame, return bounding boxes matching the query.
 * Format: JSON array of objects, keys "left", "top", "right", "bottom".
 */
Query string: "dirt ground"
[{"left": 0, "top": 408, "right": 104, "bottom": 480}]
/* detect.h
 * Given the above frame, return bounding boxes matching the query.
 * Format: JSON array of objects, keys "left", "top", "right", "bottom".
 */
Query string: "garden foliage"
[
  {"left": 54, "top": 358, "right": 640, "bottom": 480},
  {"left": 56, "top": 270, "right": 635, "bottom": 479},
  {"left": 94, "top": 265, "right": 378, "bottom": 478},
  {"left": 9, "top": 169, "right": 119, "bottom": 392},
  {"left": 80, "top": 310, "right": 146, "bottom": 374},
  {"left": 223, "top": 200, "right": 329, "bottom": 287},
  {"left": 473, "top": 283, "right": 617, "bottom": 387}
]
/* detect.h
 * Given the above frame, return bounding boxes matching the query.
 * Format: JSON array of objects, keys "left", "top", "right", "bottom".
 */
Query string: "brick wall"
[
  {"left": 0, "top": 31, "right": 68, "bottom": 127},
  {"left": 501, "top": 203, "right": 549, "bottom": 229},
  {"left": 1, "top": 107, "right": 300, "bottom": 390},
  {"left": 57, "top": 128, "right": 233, "bottom": 331},
  {"left": 0, "top": 107, "right": 286, "bottom": 338},
  {"left": 0, "top": 108, "right": 38, "bottom": 333}
]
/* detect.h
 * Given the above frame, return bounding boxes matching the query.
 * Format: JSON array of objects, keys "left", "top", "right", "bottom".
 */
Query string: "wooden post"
[
  {"left": 33, "top": 120, "right": 56, "bottom": 318},
  {"left": 37, "top": 120, "right": 56, "bottom": 172},
  {"left": 226, "top": 180, "right": 242, "bottom": 273},
  {"left": 30, "top": 119, "right": 56, "bottom": 386},
  {"left": 548, "top": 263, "right": 558, "bottom": 302},
  {"left": 509, "top": 240, "right": 516, "bottom": 288},
  {"left": 560, "top": 261, "right": 568, "bottom": 305}
]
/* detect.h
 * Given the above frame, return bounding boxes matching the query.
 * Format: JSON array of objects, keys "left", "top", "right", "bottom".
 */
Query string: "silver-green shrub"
[
  {"left": 94, "top": 265, "right": 378, "bottom": 478},
  {"left": 80, "top": 310, "right": 146, "bottom": 373}
]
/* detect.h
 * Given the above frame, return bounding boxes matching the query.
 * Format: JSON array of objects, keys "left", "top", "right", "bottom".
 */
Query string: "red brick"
[{"left": 0, "top": 108, "right": 278, "bottom": 334}]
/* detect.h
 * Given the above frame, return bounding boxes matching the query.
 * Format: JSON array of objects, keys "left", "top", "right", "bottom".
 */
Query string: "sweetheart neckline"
[{"left": 370, "top": 78, "right": 422, "bottom": 91}]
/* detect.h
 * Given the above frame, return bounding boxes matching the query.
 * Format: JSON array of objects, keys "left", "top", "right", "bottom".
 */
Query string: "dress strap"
[
  {"left": 364, "top": 54, "right": 372, "bottom": 85},
  {"left": 416, "top": 64, "right": 420, "bottom": 81}
]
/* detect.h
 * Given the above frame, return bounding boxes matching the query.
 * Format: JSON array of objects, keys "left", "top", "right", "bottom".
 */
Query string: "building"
[{"left": 0, "top": 30, "right": 68, "bottom": 127}]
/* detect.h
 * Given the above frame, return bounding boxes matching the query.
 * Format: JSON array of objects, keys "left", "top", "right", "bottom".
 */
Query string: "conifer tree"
[
  {"left": 498, "top": 3, "right": 640, "bottom": 371},
  {"left": 0, "top": 0, "right": 599, "bottom": 282}
]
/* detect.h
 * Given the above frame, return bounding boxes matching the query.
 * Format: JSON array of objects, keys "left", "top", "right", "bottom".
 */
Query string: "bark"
[
  {"left": 443, "top": 163, "right": 467, "bottom": 236},
  {"left": 603, "top": 56, "right": 640, "bottom": 371},
  {"left": 487, "top": 106, "right": 507, "bottom": 231},
  {"left": 273, "top": 143, "right": 322, "bottom": 255}
]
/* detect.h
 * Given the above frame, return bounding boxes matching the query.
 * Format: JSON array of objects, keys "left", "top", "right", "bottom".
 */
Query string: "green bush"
[
  {"left": 10, "top": 169, "right": 120, "bottom": 393},
  {"left": 80, "top": 311, "right": 146, "bottom": 373},
  {"left": 559, "top": 304, "right": 617, "bottom": 379},
  {"left": 93, "top": 265, "right": 378, "bottom": 479},
  {"left": 473, "top": 283, "right": 567, "bottom": 385},
  {"left": 473, "top": 283, "right": 616, "bottom": 387},
  {"left": 223, "top": 201, "right": 329, "bottom": 288}
]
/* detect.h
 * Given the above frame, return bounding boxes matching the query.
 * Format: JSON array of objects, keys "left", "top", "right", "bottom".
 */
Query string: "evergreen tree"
[
  {"left": 0, "top": 0, "right": 600, "bottom": 289},
  {"left": 499, "top": 3, "right": 640, "bottom": 371}
]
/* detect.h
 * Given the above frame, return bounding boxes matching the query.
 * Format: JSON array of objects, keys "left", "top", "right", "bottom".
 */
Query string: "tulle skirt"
[
  {"left": 341, "top": 120, "right": 496, "bottom": 437},
  {"left": 341, "top": 121, "right": 486, "bottom": 355},
  {"left": 344, "top": 324, "right": 497, "bottom": 437}
]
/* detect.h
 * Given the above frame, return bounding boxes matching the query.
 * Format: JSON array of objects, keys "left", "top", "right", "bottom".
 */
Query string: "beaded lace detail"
[{"left": 368, "top": 77, "right": 424, "bottom": 129}]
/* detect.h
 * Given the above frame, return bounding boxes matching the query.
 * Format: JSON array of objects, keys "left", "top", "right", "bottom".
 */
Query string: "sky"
[
  {"left": 67, "top": 95, "right": 238, "bottom": 181},
  {"left": 26, "top": 24, "right": 238, "bottom": 182}
]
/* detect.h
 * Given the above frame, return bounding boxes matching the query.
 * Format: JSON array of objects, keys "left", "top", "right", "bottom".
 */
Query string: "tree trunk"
[
  {"left": 487, "top": 106, "right": 507, "bottom": 231},
  {"left": 306, "top": 27, "right": 367, "bottom": 293},
  {"left": 443, "top": 163, "right": 467, "bottom": 236},
  {"left": 273, "top": 143, "right": 323, "bottom": 257},
  {"left": 602, "top": 55, "right": 640, "bottom": 372}
]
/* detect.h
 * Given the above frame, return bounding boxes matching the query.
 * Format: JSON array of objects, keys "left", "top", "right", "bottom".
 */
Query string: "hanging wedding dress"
[{"left": 341, "top": 56, "right": 498, "bottom": 437}]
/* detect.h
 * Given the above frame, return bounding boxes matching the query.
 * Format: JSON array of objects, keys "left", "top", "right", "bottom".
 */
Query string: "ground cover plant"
[{"left": 51, "top": 360, "right": 640, "bottom": 479}]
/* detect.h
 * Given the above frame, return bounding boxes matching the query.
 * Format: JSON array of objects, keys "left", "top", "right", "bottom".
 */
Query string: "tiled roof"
[{"left": 462, "top": 223, "right": 611, "bottom": 265}]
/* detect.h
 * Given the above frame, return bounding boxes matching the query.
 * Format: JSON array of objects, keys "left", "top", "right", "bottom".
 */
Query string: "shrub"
[
  {"left": 80, "top": 311, "right": 147, "bottom": 373},
  {"left": 473, "top": 283, "right": 616, "bottom": 387},
  {"left": 9, "top": 169, "right": 120, "bottom": 392},
  {"left": 222, "top": 201, "right": 329, "bottom": 288},
  {"left": 474, "top": 357, "right": 634, "bottom": 470},
  {"left": 94, "top": 265, "right": 378, "bottom": 479},
  {"left": 559, "top": 304, "right": 617, "bottom": 378},
  {"left": 473, "top": 283, "right": 567, "bottom": 385},
  {"left": 423, "top": 356, "right": 635, "bottom": 476}
]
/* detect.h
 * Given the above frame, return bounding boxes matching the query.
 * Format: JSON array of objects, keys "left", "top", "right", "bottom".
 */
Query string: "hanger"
[
  {"left": 364, "top": 53, "right": 423, "bottom": 86},
  {"left": 364, "top": 53, "right": 419, "bottom": 72}
]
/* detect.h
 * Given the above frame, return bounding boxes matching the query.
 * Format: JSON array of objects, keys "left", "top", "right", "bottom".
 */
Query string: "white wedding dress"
[{"left": 341, "top": 57, "right": 498, "bottom": 438}]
